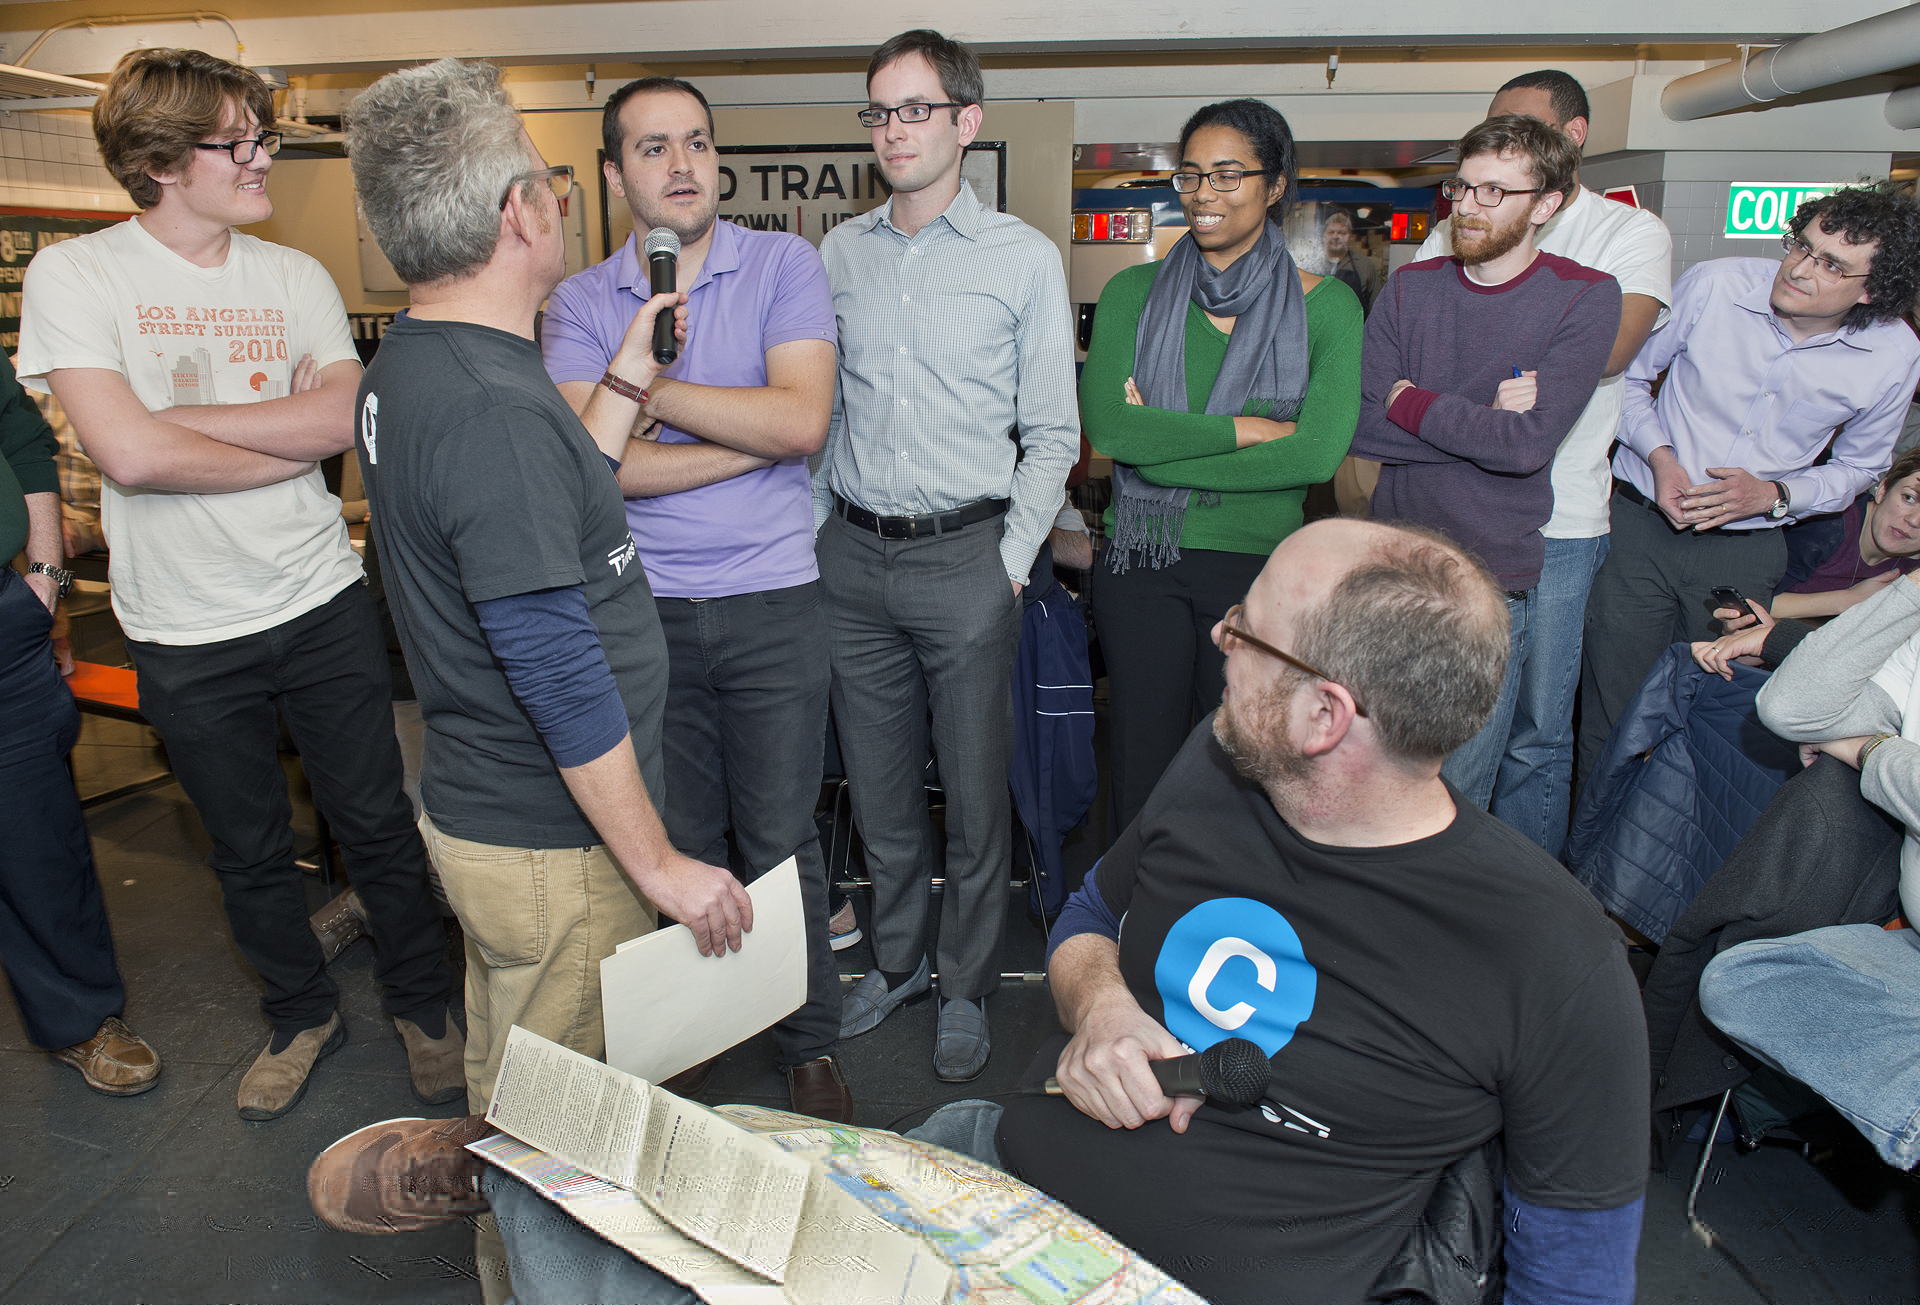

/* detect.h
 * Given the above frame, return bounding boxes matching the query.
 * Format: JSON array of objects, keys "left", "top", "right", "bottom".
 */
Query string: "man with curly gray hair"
[{"left": 344, "top": 62, "right": 754, "bottom": 1295}]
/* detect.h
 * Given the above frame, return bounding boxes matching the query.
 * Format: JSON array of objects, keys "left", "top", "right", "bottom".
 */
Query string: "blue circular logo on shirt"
[{"left": 1154, "top": 898, "right": 1317, "bottom": 1056}]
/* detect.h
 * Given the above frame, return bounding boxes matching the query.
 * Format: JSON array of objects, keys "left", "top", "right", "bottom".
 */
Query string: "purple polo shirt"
[{"left": 542, "top": 220, "right": 835, "bottom": 597}]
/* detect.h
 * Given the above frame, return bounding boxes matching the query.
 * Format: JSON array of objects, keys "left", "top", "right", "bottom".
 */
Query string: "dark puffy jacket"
[{"left": 1566, "top": 644, "right": 1801, "bottom": 943}]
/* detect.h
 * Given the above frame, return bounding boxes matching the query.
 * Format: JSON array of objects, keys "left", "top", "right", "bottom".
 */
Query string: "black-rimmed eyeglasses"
[
  {"left": 1439, "top": 178, "right": 1544, "bottom": 207},
  {"left": 193, "top": 132, "right": 281, "bottom": 164},
  {"left": 1171, "top": 169, "right": 1269, "bottom": 194},
  {"left": 857, "top": 102, "right": 966, "bottom": 127},
  {"left": 1219, "top": 603, "right": 1368, "bottom": 717},
  {"left": 500, "top": 165, "right": 575, "bottom": 210}
]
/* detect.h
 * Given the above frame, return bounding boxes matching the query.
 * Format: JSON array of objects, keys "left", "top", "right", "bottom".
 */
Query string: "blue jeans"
[
  {"left": 1699, "top": 924, "right": 1920, "bottom": 1170},
  {"left": 1491, "top": 535, "right": 1609, "bottom": 857},
  {"left": 1441, "top": 587, "right": 1533, "bottom": 810},
  {"left": 485, "top": 1101, "right": 1007, "bottom": 1303}
]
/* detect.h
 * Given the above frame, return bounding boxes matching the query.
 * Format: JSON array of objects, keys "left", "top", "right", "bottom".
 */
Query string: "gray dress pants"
[
  {"left": 817, "top": 510, "right": 1022, "bottom": 1002},
  {"left": 1576, "top": 490, "right": 1787, "bottom": 799}
]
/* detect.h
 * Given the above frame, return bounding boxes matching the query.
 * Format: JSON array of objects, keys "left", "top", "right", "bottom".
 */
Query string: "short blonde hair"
[{"left": 94, "top": 48, "right": 275, "bottom": 209}]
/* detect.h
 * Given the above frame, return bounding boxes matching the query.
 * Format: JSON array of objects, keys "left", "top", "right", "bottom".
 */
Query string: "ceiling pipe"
[
  {"left": 1661, "top": 5, "right": 1920, "bottom": 122},
  {"left": 1887, "top": 82, "right": 1920, "bottom": 128}
]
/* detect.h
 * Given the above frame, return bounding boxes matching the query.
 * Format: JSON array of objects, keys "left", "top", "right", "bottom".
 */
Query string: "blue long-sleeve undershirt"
[
  {"left": 1503, "top": 1185, "right": 1641, "bottom": 1305},
  {"left": 473, "top": 583, "right": 630, "bottom": 769}
]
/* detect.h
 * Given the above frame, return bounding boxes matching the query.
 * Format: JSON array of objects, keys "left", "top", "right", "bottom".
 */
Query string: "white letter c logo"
[{"left": 1188, "top": 936, "right": 1277, "bottom": 1030}]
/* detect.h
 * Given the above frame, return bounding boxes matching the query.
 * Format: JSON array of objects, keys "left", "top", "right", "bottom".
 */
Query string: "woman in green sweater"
[{"left": 1084, "top": 98, "right": 1363, "bottom": 836}]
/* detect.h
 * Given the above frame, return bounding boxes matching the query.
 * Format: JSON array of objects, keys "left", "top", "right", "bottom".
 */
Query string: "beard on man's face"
[
  {"left": 1214, "top": 676, "right": 1311, "bottom": 791},
  {"left": 1449, "top": 207, "right": 1530, "bottom": 264}
]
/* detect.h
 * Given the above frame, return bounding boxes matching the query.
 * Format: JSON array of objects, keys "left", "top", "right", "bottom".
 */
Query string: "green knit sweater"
[
  {"left": 1, "top": 351, "right": 57, "bottom": 563},
  {"left": 1082, "top": 260, "right": 1363, "bottom": 556}
]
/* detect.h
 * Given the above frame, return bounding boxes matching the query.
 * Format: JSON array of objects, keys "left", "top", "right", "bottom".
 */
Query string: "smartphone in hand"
[{"left": 1709, "top": 585, "right": 1754, "bottom": 633}]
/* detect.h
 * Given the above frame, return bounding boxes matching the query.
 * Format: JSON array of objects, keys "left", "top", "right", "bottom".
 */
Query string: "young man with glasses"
[
  {"left": 540, "top": 76, "right": 849, "bottom": 1122},
  {"left": 1349, "top": 114, "right": 1621, "bottom": 812},
  {"left": 17, "top": 47, "right": 459, "bottom": 1122},
  {"left": 813, "top": 29, "right": 1078, "bottom": 1081},
  {"left": 1405, "top": 70, "right": 1673, "bottom": 856},
  {"left": 1577, "top": 184, "right": 1920, "bottom": 795}
]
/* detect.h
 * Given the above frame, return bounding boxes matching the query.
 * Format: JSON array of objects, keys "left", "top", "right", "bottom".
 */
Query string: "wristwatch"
[
  {"left": 1767, "top": 480, "right": 1791, "bottom": 521},
  {"left": 27, "top": 561, "right": 73, "bottom": 599}
]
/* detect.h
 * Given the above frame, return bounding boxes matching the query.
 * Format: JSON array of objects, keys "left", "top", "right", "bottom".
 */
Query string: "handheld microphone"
[
  {"left": 1039, "top": 1037, "right": 1271, "bottom": 1107},
  {"left": 643, "top": 226, "right": 680, "bottom": 366}
]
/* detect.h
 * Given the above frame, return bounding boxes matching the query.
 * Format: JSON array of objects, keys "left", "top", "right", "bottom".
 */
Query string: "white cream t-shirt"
[
  {"left": 17, "top": 217, "right": 362, "bottom": 644},
  {"left": 1416, "top": 185, "right": 1673, "bottom": 538}
]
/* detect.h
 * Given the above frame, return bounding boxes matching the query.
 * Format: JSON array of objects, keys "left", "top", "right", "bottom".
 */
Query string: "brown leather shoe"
[
  {"left": 660, "top": 1056, "right": 716, "bottom": 1097},
  {"left": 51, "top": 1017, "right": 161, "bottom": 1096},
  {"left": 309, "top": 1115, "right": 493, "bottom": 1234},
  {"left": 393, "top": 1011, "right": 465, "bottom": 1106},
  {"left": 310, "top": 889, "right": 369, "bottom": 965},
  {"left": 238, "top": 1013, "right": 345, "bottom": 1121},
  {"left": 785, "top": 1055, "right": 854, "bottom": 1123}
]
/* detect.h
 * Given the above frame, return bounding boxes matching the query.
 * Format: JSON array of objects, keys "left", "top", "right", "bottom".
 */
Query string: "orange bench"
[
  {"left": 64, "top": 661, "right": 341, "bottom": 891},
  {"left": 64, "top": 661, "right": 176, "bottom": 807}
]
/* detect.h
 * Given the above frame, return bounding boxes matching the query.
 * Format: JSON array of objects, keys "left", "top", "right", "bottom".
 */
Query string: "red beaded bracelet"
[{"left": 599, "top": 370, "right": 649, "bottom": 403}]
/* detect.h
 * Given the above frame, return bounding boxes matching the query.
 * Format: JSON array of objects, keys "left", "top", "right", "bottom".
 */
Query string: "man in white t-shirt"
[
  {"left": 16, "top": 48, "right": 458, "bottom": 1122},
  {"left": 1409, "top": 69, "right": 1673, "bottom": 856}
]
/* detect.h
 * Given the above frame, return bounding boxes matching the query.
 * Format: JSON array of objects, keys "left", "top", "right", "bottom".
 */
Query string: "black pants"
[
  {"left": 1576, "top": 492, "right": 1787, "bottom": 800},
  {"left": 1091, "top": 546, "right": 1268, "bottom": 841},
  {"left": 0, "top": 567, "right": 125, "bottom": 1049},
  {"left": 127, "top": 581, "right": 449, "bottom": 1034},
  {"left": 655, "top": 583, "right": 839, "bottom": 1068}
]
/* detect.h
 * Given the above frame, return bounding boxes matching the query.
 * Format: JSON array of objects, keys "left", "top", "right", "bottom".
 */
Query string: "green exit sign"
[{"left": 1724, "top": 182, "right": 1848, "bottom": 239}]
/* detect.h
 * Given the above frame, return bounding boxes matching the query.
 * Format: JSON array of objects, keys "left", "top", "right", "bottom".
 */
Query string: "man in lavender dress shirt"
[
  {"left": 1575, "top": 184, "right": 1920, "bottom": 792},
  {"left": 541, "top": 76, "right": 849, "bottom": 1122}
]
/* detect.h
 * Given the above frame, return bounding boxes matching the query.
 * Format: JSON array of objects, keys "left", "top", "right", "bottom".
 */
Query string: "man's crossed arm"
[{"left": 48, "top": 354, "right": 358, "bottom": 492}]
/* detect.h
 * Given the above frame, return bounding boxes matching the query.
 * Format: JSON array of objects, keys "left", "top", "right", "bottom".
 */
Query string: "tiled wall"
[
  {"left": 1582, "top": 149, "right": 1893, "bottom": 277},
  {"left": 0, "top": 109, "right": 136, "bottom": 214}
]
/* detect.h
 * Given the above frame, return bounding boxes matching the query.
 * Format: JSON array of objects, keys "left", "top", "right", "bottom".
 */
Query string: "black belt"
[
  {"left": 833, "top": 493, "right": 1008, "bottom": 540},
  {"left": 1614, "top": 478, "right": 1658, "bottom": 513}
]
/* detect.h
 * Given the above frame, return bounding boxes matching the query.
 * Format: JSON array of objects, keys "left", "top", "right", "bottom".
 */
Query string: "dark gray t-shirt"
[{"left": 355, "top": 316, "right": 666, "bottom": 848}]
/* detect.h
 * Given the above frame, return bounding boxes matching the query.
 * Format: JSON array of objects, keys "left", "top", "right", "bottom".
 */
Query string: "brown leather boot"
[
  {"left": 238, "top": 1013, "right": 345, "bottom": 1121},
  {"left": 393, "top": 1011, "right": 465, "bottom": 1106},
  {"left": 51, "top": 1017, "right": 161, "bottom": 1096}
]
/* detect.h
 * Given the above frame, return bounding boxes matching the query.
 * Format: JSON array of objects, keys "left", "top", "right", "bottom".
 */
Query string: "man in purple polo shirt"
[{"left": 541, "top": 75, "right": 848, "bottom": 1122}]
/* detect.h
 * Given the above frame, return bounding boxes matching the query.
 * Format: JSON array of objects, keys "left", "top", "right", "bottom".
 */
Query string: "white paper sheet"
[{"left": 601, "top": 856, "right": 807, "bottom": 1084}]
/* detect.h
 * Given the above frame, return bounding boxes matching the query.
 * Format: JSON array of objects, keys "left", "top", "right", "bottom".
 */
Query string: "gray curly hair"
[{"left": 346, "top": 58, "right": 534, "bottom": 285}]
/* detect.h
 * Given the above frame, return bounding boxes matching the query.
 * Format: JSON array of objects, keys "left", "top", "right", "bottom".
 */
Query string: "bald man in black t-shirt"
[{"left": 993, "top": 519, "right": 1649, "bottom": 1305}]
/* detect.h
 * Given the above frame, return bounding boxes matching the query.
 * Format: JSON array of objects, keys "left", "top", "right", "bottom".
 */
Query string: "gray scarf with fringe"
[{"left": 1110, "top": 219, "right": 1310, "bottom": 572}]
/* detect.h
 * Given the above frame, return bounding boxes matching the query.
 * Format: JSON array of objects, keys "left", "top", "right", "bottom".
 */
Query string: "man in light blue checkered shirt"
[{"left": 811, "top": 29, "right": 1079, "bottom": 1083}]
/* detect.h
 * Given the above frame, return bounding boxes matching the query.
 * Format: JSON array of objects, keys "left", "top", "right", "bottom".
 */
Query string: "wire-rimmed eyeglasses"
[
  {"left": 1170, "top": 169, "right": 1269, "bottom": 194},
  {"left": 1438, "top": 178, "right": 1543, "bottom": 207},
  {"left": 1779, "top": 232, "right": 1870, "bottom": 283},
  {"left": 857, "top": 102, "right": 965, "bottom": 127},
  {"left": 1219, "top": 604, "right": 1368, "bottom": 717},
  {"left": 500, "top": 165, "right": 575, "bottom": 210},
  {"left": 192, "top": 131, "right": 281, "bottom": 164}
]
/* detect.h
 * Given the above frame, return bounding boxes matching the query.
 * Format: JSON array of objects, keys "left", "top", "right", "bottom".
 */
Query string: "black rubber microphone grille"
[{"left": 1199, "top": 1037, "right": 1273, "bottom": 1106}]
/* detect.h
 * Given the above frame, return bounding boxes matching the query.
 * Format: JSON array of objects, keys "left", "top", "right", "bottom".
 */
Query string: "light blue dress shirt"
[
  {"left": 810, "top": 182, "right": 1080, "bottom": 585},
  {"left": 1617, "top": 257, "right": 1920, "bottom": 528}
]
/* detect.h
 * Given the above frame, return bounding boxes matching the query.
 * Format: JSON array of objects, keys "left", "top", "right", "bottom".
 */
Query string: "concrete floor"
[{"left": 3, "top": 711, "right": 1918, "bottom": 1304}]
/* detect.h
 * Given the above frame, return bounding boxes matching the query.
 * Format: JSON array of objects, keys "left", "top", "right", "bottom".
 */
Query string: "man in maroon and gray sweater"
[{"left": 1351, "top": 113, "right": 1620, "bottom": 812}]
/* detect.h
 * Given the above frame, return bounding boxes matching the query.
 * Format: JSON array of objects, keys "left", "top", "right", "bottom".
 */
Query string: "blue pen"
[{"left": 1512, "top": 366, "right": 1524, "bottom": 378}]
